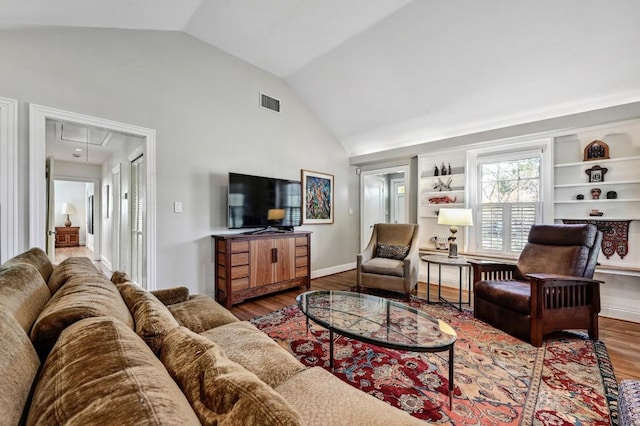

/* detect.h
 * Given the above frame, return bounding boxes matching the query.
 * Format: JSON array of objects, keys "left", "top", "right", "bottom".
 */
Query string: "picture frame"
[{"left": 301, "top": 169, "right": 334, "bottom": 224}]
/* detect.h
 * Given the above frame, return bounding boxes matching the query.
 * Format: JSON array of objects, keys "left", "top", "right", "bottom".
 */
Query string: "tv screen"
[{"left": 228, "top": 173, "right": 302, "bottom": 230}]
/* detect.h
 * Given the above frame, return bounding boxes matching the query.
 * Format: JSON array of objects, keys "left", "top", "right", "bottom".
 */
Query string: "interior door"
[
  {"left": 390, "top": 177, "right": 406, "bottom": 223},
  {"left": 45, "top": 156, "right": 56, "bottom": 260},
  {"left": 130, "top": 154, "right": 146, "bottom": 287},
  {"left": 362, "top": 175, "right": 387, "bottom": 249}
]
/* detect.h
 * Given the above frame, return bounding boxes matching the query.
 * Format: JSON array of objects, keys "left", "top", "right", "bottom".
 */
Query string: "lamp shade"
[
  {"left": 438, "top": 208, "right": 473, "bottom": 226},
  {"left": 61, "top": 203, "right": 76, "bottom": 215}
]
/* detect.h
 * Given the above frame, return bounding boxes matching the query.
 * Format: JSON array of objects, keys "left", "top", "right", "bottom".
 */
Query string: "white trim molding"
[
  {"left": 28, "top": 104, "right": 158, "bottom": 289},
  {"left": 0, "top": 97, "right": 19, "bottom": 262}
]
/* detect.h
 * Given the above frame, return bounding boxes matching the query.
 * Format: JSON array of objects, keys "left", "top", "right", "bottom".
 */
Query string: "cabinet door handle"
[{"left": 272, "top": 247, "right": 278, "bottom": 263}]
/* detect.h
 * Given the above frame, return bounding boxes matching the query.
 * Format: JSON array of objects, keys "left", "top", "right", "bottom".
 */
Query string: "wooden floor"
[{"left": 230, "top": 270, "right": 640, "bottom": 383}]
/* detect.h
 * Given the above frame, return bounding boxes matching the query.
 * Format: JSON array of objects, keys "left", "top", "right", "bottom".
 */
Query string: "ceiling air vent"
[{"left": 260, "top": 92, "right": 280, "bottom": 113}]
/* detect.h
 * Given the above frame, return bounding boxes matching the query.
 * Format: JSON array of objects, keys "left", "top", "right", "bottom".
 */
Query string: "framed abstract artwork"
[{"left": 302, "top": 170, "right": 334, "bottom": 224}]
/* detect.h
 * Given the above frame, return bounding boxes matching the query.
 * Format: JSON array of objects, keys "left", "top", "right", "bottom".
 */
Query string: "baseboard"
[
  {"left": 311, "top": 262, "right": 356, "bottom": 279},
  {"left": 600, "top": 306, "right": 640, "bottom": 323},
  {"left": 100, "top": 256, "right": 112, "bottom": 272}
]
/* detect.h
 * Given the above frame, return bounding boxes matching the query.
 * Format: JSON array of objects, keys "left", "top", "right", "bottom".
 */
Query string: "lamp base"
[
  {"left": 64, "top": 215, "right": 72, "bottom": 227},
  {"left": 448, "top": 240, "right": 458, "bottom": 258}
]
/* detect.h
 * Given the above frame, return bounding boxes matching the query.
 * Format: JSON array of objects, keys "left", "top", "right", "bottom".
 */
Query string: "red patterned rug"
[{"left": 250, "top": 298, "right": 618, "bottom": 425}]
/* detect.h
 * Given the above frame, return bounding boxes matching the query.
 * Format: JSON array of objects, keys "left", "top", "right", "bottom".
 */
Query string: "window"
[{"left": 477, "top": 151, "right": 542, "bottom": 255}]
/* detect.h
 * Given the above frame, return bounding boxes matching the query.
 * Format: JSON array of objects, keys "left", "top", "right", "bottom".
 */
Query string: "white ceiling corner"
[{"left": 3, "top": 0, "right": 640, "bottom": 157}]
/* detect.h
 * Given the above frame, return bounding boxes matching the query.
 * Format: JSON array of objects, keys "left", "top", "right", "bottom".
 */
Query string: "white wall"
[{"left": 0, "top": 27, "right": 358, "bottom": 294}]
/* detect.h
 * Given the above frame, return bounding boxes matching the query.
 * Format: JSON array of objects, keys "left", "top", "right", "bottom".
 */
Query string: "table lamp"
[
  {"left": 437, "top": 208, "right": 473, "bottom": 258},
  {"left": 61, "top": 202, "right": 76, "bottom": 227}
]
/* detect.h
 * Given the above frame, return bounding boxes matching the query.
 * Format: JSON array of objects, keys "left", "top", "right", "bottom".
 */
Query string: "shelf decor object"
[
  {"left": 563, "top": 219, "right": 631, "bottom": 259},
  {"left": 583, "top": 140, "right": 610, "bottom": 161},
  {"left": 438, "top": 208, "right": 473, "bottom": 258},
  {"left": 585, "top": 164, "right": 608, "bottom": 182}
]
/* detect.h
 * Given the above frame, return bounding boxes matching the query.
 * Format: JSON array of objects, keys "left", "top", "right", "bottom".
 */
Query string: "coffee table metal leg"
[
  {"left": 448, "top": 345, "right": 454, "bottom": 410},
  {"left": 329, "top": 329, "right": 334, "bottom": 371}
]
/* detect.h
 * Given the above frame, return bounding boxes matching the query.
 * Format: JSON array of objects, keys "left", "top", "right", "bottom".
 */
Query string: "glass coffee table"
[{"left": 296, "top": 290, "right": 457, "bottom": 409}]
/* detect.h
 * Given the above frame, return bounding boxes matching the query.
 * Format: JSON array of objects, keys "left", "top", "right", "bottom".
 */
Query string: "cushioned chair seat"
[
  {"left": 360, "top": 257, "right": 405, "bottom": 277},
  {"left": 474, "top": 280, "right": 530, "bottom": 314}
]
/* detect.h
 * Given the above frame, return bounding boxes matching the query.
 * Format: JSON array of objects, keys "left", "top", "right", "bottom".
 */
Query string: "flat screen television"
[{"left": 228, "top": 172, "right": 302, "bottom": 232}]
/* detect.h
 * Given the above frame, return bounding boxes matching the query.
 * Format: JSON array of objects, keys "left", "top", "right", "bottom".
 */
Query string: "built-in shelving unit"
[
  {"left": 553, "top": 118, "right": 640, "bottom": 270},
  {"left": 417, "top": 151, "right": 468, "bottom": 251}
]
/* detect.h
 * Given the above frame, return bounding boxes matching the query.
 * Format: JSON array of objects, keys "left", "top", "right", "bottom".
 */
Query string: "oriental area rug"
[{"left": 250, "top": 298, "right": 618, "bottom": 425}]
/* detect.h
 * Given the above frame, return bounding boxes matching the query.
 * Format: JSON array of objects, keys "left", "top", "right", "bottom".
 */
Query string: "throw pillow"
[
  {"left": 161, "top": 327, "right": 304, "bottom": 426},
  {"left": 117, "top": 281, "right": 180, "bottom": 355},
  {"left": 376, "top": 243, "right": 410, "bottom": 260},
  {"left": 27, "top": 317, "right": 200, "bottom": 425},
  {"left": 0, "top": 309, "right": 40, "bottom": 426},
  {"left": 168, "top": 294, "right": 239, "bottom": 333},
  {"left": 30, "top": 275, "right": 133, "bottom": 358},
  {"left": 0, "top": 263, "right": 51, "bottom": 334},
  {"left": 47, "top": 257, "right": 100, "bottom": 294}
]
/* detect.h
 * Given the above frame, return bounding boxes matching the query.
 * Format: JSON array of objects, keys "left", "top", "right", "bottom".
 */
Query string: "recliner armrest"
[
  {"left": 525, "top": 273, "right": 604, "bottom": 285},
  {"left": 468, "top": 260, "right": 517, "bottom": 283}
]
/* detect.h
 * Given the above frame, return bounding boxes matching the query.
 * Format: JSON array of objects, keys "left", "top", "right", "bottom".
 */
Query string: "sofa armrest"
[{"left": 150, "top": 287, "right": 190, "bottom": 306}]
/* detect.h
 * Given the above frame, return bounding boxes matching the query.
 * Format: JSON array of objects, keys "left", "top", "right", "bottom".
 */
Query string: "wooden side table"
[
  {"left": 421, "top": 254, "right": 471, "bottom": 311},
  {"left": 55, "top": 226, "right": 80, "bottom": 248}
]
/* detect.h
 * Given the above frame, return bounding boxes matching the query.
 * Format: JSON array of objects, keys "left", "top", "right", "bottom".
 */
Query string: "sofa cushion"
[
  {"left": 3, "top": 247, "right": 54, "bottom": 282},
  {"left": 275, "top": 367, "right": 425, "bottom": 426},
  {"left": 200, "top": 321, "right": 306, "bottom": 388},
  {"left": 117, "top": 281, "right": 180, "bottom": 354},
  {"left": 376, "top": 243, "right": 410, "bottom": 260},
  {"left": 168, "top": 294, "right": 239, "bottom": 333},
  {"left": 0, "top": 263, "right": 51, "bottom": 334},
  {"left": 361, "top": 257, "right": 405, "bottom": 278},
  {"left": 27, "top": 317, "right": 200, "bottom": 426},
  {"left": 47, "top": 256, "right": 100, "bottom": 294},
  {"left": 161, "top": 326, "right": 303, "bottom": 426},
  {"left": 0, "top": 309, "right": 40, "bottom": 426},
  {"left": 30, "top": 275, "right": 133, "bottom": 357}
]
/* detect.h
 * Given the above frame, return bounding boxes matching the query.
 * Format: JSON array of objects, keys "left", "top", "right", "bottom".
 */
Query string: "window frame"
[{"left": 466, "top": 138, "right": 553, "bottom": 257}]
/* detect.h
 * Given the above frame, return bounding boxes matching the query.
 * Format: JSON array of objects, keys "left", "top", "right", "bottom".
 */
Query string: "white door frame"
[
  {"left": 0, "top": 97, "right": 18, "bottom": 263},
  {"left": 29, "top": 104, "right": 158, "bottom": 289},
  {"left": 359, "top": 164, "right": 411, "bottom": 249}
]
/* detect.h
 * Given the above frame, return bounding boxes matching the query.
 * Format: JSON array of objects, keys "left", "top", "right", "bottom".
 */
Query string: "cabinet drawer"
[
  {"left": 231, "top": 278, "right": 249, "bottom": 291},
  {"left": 295, "top": 246, "right": 307, "bottom": 257},
  {"left": 230, "top": 265, "right": 249, "bottom": 280},
  {"left": 295, "top": 256, "right": 308, "bottom": 268},
  {"left": 230, "top": 241, "right": 249, "bottom": 253},
  {"left": 295, "top": 267, "right": 308, "bottom": 278},
  {"left": 230, "top": 252, "right": 249, "bottom": 266},
  {"left": 295, "top": 237, "right": 308, "bottom": 247}
]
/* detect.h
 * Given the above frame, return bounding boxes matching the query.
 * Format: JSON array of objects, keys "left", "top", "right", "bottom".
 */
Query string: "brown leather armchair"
[
  {"left": 469, "top": 224, "right": 603, "bottom": 347},
  {"left": 356, "top": 223, "right": 420, "bottom": 300}
]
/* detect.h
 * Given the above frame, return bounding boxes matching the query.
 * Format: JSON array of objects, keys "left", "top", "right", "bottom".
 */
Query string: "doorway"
[
  {"left": 29, "top": 104, "right": 158, "bottom": 289},
  {"left": 360, "top": 165, "right": 410, "bottom": 249}
]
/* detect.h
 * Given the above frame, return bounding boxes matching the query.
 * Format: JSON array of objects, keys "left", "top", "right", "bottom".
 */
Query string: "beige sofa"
[{"left": 0, "top": 248, "right": 425, "bottom": 425}]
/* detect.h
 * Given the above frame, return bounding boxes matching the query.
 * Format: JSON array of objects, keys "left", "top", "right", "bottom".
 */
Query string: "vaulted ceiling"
[{"left": 3, "top": 0, "right": 640, "bottom": 156}]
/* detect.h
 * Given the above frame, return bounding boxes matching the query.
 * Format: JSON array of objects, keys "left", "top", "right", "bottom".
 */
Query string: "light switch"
[{"left": 174, "top": 202, "right": 183, "bottom": 213}]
